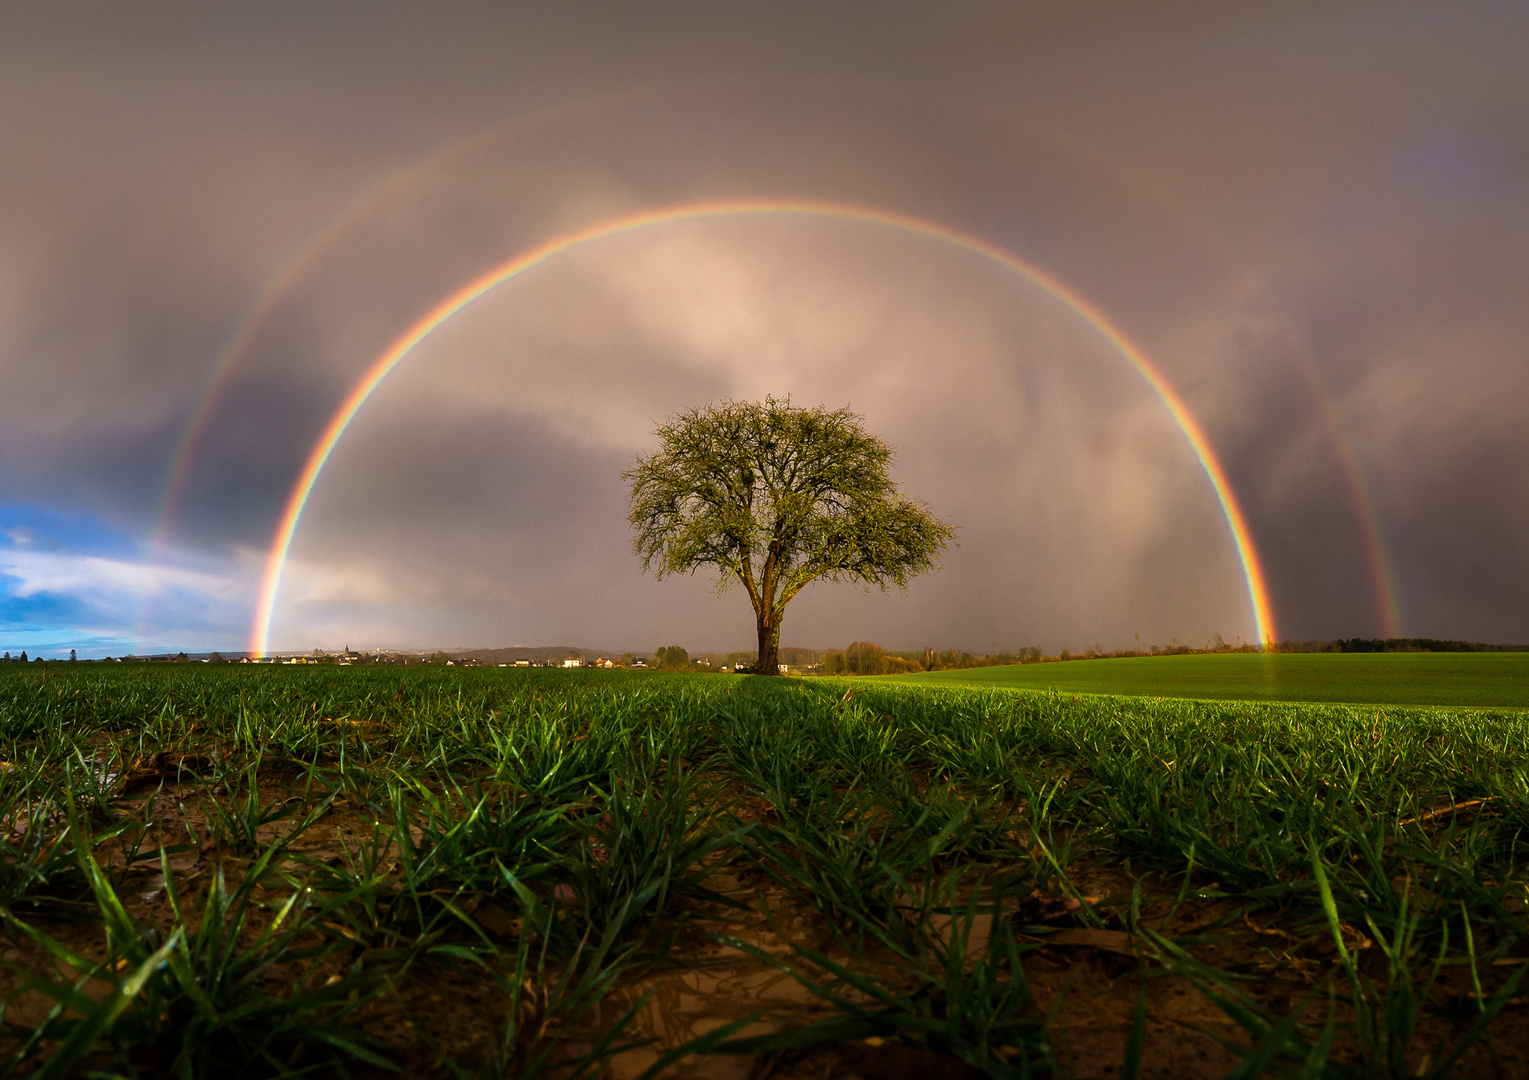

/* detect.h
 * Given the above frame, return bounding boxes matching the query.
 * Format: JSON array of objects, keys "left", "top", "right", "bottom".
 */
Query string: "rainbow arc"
[{"left": 249, "top": 199, "right": 1279, "bottom": 656}]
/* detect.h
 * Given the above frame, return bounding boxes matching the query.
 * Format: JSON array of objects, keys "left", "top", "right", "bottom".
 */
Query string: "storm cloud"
[{"left": 1, "top": 3, "right": 1525, "bottom": 656}]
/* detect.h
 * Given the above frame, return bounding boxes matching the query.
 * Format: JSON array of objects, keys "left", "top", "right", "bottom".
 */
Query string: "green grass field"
[
  {"left": 881, "top": 650, "right": 1529, "bottom": 707},
  {"left": 2, "top": 663, "right": 1528, "bottom": 1077}
]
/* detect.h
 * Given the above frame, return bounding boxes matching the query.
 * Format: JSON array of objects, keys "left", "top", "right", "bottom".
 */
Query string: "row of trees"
[
  {"left": 1276, "top": 637, "right": 1529, "bottom": 653},
  {"left": 820, "top": 642, "right": 916, "bottom": 676},
  {"left": 2, "top": 650, "right": 76, "bottom": 662},
  {"left": 817, "top": 643, "right": 1045, "bottom": 676},
  {"left": 652, "top": 645, "right": 691, "bottom": 670}
]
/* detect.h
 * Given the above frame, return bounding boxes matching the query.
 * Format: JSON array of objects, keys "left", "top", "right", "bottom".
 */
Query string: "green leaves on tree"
[{"left": 625, "top": 397, "right": 955, "bottom": 675}]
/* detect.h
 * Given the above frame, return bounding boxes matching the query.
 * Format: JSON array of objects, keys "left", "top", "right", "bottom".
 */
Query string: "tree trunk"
[{"left": 754, "top": 609, "right": 782, "bottom": 675}]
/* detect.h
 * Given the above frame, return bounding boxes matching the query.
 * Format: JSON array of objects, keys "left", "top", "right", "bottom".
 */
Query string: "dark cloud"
[{"left": 1, "top": 2, "right": 1525, "bottom": 654}]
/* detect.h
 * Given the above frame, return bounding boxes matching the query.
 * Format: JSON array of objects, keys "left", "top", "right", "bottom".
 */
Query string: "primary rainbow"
[{"left": 250, "top": 199, "right": 1278, "bottom": 656}]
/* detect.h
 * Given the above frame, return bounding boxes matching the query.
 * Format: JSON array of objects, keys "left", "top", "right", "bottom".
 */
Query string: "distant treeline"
[
  {"left": 748, "top": 636, "right": 1529, "bottom": 676},
  {"left": 20, "top": 636, "right": 1523, "bottom": 669},
  {"left": 687, "top": 644, "right": 1046, "bottom": 675},
  {"left": 821, "top": 644, "right": 1045, "bottom": 676},
  {"left": 1273, "top": 638, "right": 1529, "bottom": 654}
]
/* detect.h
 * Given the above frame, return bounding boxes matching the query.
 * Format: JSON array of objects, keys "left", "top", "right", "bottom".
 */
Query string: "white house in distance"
[{"left": 562, "top": 657, "right": 583, "bottom": 668}]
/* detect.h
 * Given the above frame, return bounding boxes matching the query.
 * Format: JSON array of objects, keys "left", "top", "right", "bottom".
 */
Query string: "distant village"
[
  {"left": 0, "top": 646, "right": 772, "bottom": 671},
  {"left": 3, "top": 649, "right": 670, "bottom": 669},
  {"left": 1, "top": 644, "right": 816, "bottom": 673}
]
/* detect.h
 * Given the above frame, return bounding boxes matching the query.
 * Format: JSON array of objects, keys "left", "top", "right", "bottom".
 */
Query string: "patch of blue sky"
[
  {"left": 0, "top": 586, "right": 100, "bottom": 628},
  {"left": 0, "top": 502, "right": 141, "bottom": 559},
  {"left": 0, "top": 502, "right": 247, "bottom": 657},
  {"left": 0, "top": 578, "right": 143, "bottom": 658}
]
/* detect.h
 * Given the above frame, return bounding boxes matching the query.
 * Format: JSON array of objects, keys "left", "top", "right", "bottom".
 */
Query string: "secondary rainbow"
[
  {"left": 250, "top": 199, "right": 1279, "bottom": 656},
  {"left": 137, "top": 97, "right": 621, "bottom": 645}
]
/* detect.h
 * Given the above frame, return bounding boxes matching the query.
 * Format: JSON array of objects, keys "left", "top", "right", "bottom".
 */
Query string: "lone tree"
[{"left": 625, "top": 398, "right": 954, "bottom": 675}]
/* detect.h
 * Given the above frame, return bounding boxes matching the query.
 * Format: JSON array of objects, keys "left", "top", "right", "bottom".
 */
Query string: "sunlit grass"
[{"left": 880, "top": 651, "right": 1529, "bottom": 708}]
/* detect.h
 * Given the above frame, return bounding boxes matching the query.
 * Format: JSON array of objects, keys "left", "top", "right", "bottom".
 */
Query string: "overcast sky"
[{"left": 2, "top": 2, "right": 1526, "bottom": 657}]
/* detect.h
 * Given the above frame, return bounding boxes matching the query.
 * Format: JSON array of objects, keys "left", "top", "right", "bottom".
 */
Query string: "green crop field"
[
  {"left": 880, "top": 651, "right": 1529, "bottom": 708},
  {"left": 1, "top": 663, "right": 1528, "bottom": 1078}
]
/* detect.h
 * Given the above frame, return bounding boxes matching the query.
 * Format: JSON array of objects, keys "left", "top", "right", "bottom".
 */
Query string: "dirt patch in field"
[{"left": 4, "top": 756, "right": 1529, "bottom": 1078}]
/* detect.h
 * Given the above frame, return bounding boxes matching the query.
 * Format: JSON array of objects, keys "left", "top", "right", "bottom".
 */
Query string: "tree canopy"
[
  {"left": 625, "top": 397, "right": 955, "bottom": 674},
  {"left": 653, "top": 645, "right": 690, "bottom": 670}
]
